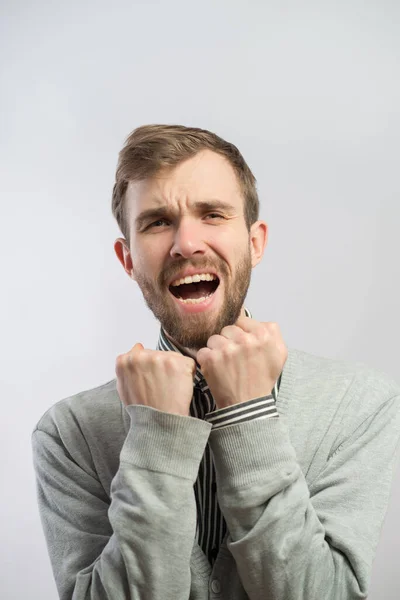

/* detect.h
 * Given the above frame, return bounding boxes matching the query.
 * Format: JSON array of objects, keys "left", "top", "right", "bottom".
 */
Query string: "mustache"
[{"left": 160, "top": 259, "right": 228, "bottom": 286}]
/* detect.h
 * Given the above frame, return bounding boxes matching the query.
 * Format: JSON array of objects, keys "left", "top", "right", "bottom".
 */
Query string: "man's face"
[{"left": 118, "top": 150, "right": 267, "bottom": 350}]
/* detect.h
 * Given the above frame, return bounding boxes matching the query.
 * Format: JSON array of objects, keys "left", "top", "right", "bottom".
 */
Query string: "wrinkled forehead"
[{"left": 125, "top": 150, "right": 243, "bottom": 218}]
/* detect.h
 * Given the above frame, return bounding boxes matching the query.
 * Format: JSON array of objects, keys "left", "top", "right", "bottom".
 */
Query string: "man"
[{"left": 32, "top": 124, "right": 400, "bottom": 600}]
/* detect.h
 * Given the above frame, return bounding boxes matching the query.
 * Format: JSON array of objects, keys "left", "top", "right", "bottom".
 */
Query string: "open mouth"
[{"left": 169, "top": 275, "right": 220, "bottom": 305}]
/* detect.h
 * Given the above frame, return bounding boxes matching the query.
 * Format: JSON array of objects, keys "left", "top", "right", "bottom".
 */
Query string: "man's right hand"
[{"left": 115, "top": 343, "right": 196, "bottom": 416}]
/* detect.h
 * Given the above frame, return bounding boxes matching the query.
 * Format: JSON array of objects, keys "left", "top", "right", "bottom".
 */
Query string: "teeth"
[
  {"left": 171, "top": 273, "right": 217, "bottom": 287},
  {"left": 177, "top": 295, "right": 212, "bottom": 304}
]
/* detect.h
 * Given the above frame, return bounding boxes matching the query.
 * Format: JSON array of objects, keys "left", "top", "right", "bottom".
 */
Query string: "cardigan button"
[{"left": 211, "top": 579, "right": 221, "bottom": 594}]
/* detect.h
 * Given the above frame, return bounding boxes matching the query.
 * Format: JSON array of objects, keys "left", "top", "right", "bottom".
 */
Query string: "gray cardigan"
[{"left": 32, "top": 346, "right": 400, "bottom": 599}]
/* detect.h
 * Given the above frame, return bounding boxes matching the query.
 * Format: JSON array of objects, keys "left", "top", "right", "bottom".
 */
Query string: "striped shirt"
[{"left": 156, "top": 307, "right": 282, "bottom": 566}]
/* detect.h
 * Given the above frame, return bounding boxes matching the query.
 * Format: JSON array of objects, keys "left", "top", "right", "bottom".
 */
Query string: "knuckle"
[
  {"left": 242, "top": 334, "right": 253, "bottom": 346},
  {"left": 115, "top": 353, "right": 128, "bottom": 367},
  {"left": 197, "top": 348, "right": 207, "bottom": 363},
  {"left": 207, "top": 335, "right": 218, "bottom": 347},
  {"left": 115, "top": 352, "right": 134, "bottom": 375},
  {"left": 164, "top": 353, "right": 175, "bottom": 366},
  {"left": 167, "top": 355, "right": 182, "bottom": 372},
  {"left": 184, "top": 357, "right": 196, "bottom": 372},
  {"left": 221, "top": 325, "right": 235, "bottom": 337},
  {"left": 115, "top": 356, "right": 123, "bottom": 375},
  {"left": 222, "top": 343, "right": 235, "bottom": 357},
  {"left": 151, "top": 352, "right": 163, "bottom": 364}
]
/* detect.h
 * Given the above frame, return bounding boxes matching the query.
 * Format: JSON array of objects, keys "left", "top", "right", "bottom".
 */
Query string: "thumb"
[{"left": 131, "top": 342, "right": 144, "bottom": 352}]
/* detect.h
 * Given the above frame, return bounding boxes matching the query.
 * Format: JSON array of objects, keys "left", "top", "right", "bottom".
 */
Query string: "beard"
[{"left": 134, "top": 244, "right": 252, "bottom": 351}]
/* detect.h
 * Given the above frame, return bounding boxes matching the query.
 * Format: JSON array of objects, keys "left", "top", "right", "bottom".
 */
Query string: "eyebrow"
[{"left": 135, "top": 199, "right": 238, "bottom": 230}]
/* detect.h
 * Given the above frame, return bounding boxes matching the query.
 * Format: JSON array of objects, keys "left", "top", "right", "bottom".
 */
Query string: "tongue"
[{"left": 176, "top": 281, "right": 214, "bottom": 300}]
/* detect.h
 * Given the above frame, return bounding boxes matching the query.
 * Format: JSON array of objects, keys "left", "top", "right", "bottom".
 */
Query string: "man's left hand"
[{"left": 196, "top": 316, "right": 288, "bottom": 409}]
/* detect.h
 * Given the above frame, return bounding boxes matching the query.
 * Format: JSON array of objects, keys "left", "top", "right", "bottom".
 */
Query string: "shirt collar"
[{"left": 156, "top": 307, "right": 253, "bottom": 390}]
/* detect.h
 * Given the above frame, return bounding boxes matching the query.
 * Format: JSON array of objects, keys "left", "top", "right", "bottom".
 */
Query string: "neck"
[{"left": 164, "top": 306, "right": 247, "bottom": 360}]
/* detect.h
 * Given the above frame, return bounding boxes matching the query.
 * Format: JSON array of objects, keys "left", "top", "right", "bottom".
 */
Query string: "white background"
[{"left": 1, "top": 1, "right": 399, "bottom": 598}]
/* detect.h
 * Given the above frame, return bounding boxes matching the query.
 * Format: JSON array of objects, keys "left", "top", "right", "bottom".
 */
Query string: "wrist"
[{"left": 122, "top": 404, "right": 211, "bottom": 480}]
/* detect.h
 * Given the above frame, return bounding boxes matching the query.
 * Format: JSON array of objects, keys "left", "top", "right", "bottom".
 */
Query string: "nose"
[{"left": 169, "top": 218, "right": 207, "bottom": 259}]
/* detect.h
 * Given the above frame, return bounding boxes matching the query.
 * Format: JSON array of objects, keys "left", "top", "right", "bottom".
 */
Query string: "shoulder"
[
  {"left": 291, "top": 346, "right": 399, "bottom": 391},
  {"left": 282, "top": 348, "right": 400, "bottom": 470},
  {"left": 286, "top": 346, "right": 400, "bottom": 422},
  {"left": 32, "top": 377, "right": 126, "bottom": 448}
]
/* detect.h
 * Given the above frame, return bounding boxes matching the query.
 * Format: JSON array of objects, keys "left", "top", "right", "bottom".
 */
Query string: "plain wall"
[{"left": 1, "top": 1, "right": 399, "bottom": 598}]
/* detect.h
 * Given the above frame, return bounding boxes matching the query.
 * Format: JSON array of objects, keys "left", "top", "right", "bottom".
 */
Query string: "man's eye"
[
  {"left": 206, "top": 213, "right": 225, "bottom": 220},
  {"left": 148, "top": 219, "right": 169, "bottom": 228}
]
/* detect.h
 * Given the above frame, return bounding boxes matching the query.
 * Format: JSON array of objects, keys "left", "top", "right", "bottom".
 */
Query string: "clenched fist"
[
  {"left": 115, "top": 343, "right": 196, "bottom": 417},
  {"left": 196, "top": 316, "right": 287, "bottom": 409}
]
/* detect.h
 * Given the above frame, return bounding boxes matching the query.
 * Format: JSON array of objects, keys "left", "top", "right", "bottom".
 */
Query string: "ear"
[
  {"left": 249, "top": 220, "right": 268, "bottom": 268},
  {"left": 114, "top": 238, "right": 136, "bottom": 280}
]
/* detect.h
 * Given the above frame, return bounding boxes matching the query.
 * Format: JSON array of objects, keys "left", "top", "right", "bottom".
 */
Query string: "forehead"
[{"left": 125, "top": 149, "right": 243, "bottom": 218}]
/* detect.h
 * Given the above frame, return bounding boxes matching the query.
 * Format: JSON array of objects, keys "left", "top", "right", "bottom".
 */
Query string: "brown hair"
[{"left": 111, "top": 124, "right": 259, "bottom": 245}]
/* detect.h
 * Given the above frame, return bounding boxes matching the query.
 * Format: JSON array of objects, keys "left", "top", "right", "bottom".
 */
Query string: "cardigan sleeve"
[
  {"left": 32, "top": 405, "right": 211, "bottom": 600},
  {"left": 208, "top": 394, "right": 400, "bottom": 599}
]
